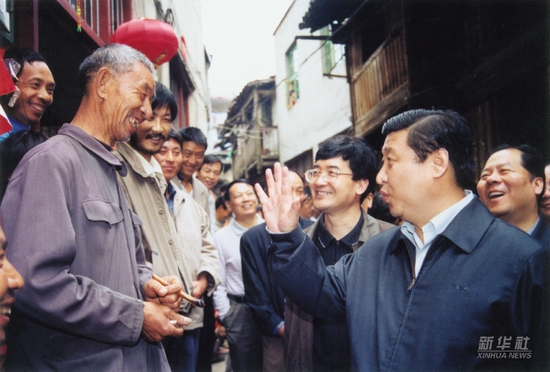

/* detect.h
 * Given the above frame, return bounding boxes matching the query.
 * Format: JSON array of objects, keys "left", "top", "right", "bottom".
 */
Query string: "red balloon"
[{"left": 111, "top": 18, "right": 178, "bottom": 68}]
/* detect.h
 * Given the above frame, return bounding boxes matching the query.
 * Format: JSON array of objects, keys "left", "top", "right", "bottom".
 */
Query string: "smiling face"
[
  {"left": 226, "top": 182, "right": 258, "bottom": 222},
  {"left": 5, "top": 61, "right": 55, "bottom": 127},
  {"left": 477, "top": 148, "right": 543, "bottom": 228},
  {"left": 180, "top": 141, "right": 206, "bottom": 181},
  {"left": 154, "top": 138, "right": 183, "bottom": 181},
  {"left": 130, "top": 104, "right": 172, "bottom": 161},
  {"left": 310, "top": 157, "right": 366, "bottom": 216},
  {"left": 197, "top": 161, "right": 222, "bottom": 190},
  {"left": 376, "top": 129, "right": 435, "bottom": 227},
  {"left": 103, "top": 63, "right": 155, "bottom": 145}
]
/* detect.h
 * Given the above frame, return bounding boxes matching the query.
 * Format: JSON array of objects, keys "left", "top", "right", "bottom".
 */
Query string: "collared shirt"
[
  {"left": 165, "top": 182, "right": 177, "bottom": 215},
  {"left": 134, "top": 151, "right": 166, "bottom": 194},
  {"left": 208, "top": 192, "right": 216, "bottom": 235},
  {"left": 314, "top": 213, "right": 364, "bottom": 265},
  {"left": 310, "top": 213, "right": 364, "bottom": 371},
  {"left": 212, "top": 215, "right": 264, "bottom": 321},
  {"left": 401, "top": 190, "right": 474, "bottom": 275},
  {"left": 527, "top": 217, "right": 540, "bottom": 235}
]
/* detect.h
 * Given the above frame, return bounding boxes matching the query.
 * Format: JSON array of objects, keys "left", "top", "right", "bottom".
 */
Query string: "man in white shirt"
[{"left": 213, "top": 179, "right": 264, "bottom": 372}]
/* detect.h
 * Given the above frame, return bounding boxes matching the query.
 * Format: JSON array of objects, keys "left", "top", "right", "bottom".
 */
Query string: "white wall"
[{"left": 274, "top": 0, "right": 351, "bottom": 164}]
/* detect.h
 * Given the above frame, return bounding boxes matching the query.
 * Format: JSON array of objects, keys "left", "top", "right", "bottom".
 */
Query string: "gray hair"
[{"left": 77, "top": 43, "right": 155, "bottom": 95}]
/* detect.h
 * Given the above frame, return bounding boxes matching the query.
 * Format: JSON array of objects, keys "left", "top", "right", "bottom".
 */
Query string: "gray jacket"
[
  {"left": 115, "top": 142, "right": 194, "bottom": 313},
  {"left": 172, "top": 186, "right": 220, "bottom": 329},
  {"left": 2, "top": 124, "right": 169, "bottom": 371}
]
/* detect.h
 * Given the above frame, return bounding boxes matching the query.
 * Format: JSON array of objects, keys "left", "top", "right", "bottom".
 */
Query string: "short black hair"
[
  {"left": 215, "top": 195, "right": 228, "bottom": 210},
  {"left": 199, "top": 154, "right": 222, "bottom": 171},
  {"left": 153, "top": 83, "right": 178, "bottom": 121},
  {"left": 166, "top": 128, "right": 182, "bottom": 146},
  {"left": 382, "top": 109, "right": 475, "bottom": 190},
  {"left": 315, "top": 135, "right": 379, "bottom": 202},
  {"left": 224, "top": 179, "right": 253, "bottom": 202},
  {"left": 4, "top": 48, "right": 48, "bottom": 79},
  {"left": 219, "top": 182, "right": 230, "bottom": 196},
  {"left": 180, "top": 127, "right": 207, "bottom": 148},
  {"left": 489, "top": 144, "right": 544, "bottom": 180}
]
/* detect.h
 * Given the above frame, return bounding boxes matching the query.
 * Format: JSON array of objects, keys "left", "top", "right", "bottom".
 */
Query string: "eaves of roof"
[{"left": 299, "top": 0, "right": 367, "bottom": 32}]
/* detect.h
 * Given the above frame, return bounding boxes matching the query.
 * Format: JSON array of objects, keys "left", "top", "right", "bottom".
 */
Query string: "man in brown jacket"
[{"left": 284, "top": 135, "right": 393, "bottom": 372}]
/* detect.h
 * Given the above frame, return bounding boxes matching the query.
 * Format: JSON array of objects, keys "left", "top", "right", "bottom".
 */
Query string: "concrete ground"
[{"left": 212, "top": 353, "right": 228, "bottom": 372}]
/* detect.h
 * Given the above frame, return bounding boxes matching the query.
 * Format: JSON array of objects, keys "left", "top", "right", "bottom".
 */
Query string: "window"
[
  {"left": 320, "top": 27, "right": 345, "bottom": 74},
  {"left": 285, "top": 42, "right": 299, "bottom": 108}
]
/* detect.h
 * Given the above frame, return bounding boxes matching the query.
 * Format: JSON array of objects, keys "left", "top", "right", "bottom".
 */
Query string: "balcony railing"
[
  {"left": 351, "top": 32, "right": 409, "bottom": 122},
  {"left": 64, "top": 0, "right": 124, "bottom": 36},
  {"left": 233, "top": 127, "right": 279, "bottom": 178}
]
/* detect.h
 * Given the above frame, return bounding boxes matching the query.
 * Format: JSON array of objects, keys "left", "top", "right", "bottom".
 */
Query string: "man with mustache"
[{"left": 115, "top": 83, "right": 204, "bottom": 371}]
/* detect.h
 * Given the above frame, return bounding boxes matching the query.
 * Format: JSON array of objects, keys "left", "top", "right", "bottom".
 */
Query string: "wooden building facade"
[
  {"left": 300, "top": 0, "right": 550, "bottom": 166},
  {"left": 218, "top": 77, "right": 278, "bottom": 184}
]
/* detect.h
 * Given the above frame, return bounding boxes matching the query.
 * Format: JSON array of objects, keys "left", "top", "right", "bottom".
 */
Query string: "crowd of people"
[{"left": 0, "top": 43, "right": 549, "bottom": 372}]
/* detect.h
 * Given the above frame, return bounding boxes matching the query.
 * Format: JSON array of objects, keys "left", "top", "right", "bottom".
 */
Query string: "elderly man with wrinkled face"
[{"left": 1, "top": 44, "right": 187, "bottom": 372}]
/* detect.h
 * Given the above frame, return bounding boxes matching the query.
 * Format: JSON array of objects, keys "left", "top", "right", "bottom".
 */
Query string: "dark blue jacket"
[
  {"left": 241, "top": 218, "right": 313, "bottom": 336},
  {"left": 532, "top": 216, "right": 550, "bottom": 250},
  {"left": 269, "top": 197, "right": 548, "bottom": 371}
]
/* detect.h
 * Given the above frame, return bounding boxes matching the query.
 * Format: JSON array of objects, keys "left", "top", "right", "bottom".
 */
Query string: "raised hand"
[{"left": 255, "top": 162, "right": 301, "bottom": 233}]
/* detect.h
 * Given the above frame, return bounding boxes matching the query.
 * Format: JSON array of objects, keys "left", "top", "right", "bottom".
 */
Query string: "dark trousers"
[
  {"left": 162, "top": 328, "right": 201, "bottom": 372},
  {"left": 223, "top": 299, "right": 263, "bottom": 372},
  {"left": 197, "top": 294, "right": 216, "bottom": 372}
]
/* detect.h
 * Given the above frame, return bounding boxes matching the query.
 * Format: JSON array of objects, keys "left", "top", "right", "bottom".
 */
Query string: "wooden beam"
[{"left": 355, "top": 82, "right": 410, "bottom": 137}]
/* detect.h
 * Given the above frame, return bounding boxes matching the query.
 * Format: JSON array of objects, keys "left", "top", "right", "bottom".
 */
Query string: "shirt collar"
[
  {"left": 231, "top": 214, "right": 264, "bottom": 236},
  {"left": 317, "top": 213, "right": 364, "bottom": 249},
  {"left": 527, "top": 217, "right": 540, "bottom": 235},
  {"left": 58, "top": 124, "right": 126, "bottom": 174},
  {"left": 132, "top": 149, "right": 166, "bottom": 193},
  {"left": 134, "top": 151, "right": 162, "bottom": 177},
  {"left": 401, "top": 190, "right": 474, "bottom": 249}
]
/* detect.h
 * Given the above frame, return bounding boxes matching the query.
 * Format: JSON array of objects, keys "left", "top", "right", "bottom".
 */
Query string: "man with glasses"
[
  {"left": 282, "top": 135, "right": 393, "bottom": 372},
  {"left": 258, "top": 109, "right": 548, "bottom": 371}
]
